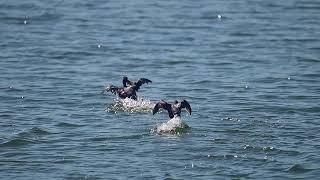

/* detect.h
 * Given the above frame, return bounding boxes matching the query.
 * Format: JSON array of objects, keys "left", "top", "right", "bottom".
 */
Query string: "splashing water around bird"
[
  {"left": 151, "top": 115, "right": 190, "bottom": 134},
  {"left": 106, "top": 97, "right": 155, "bottom": 113}
]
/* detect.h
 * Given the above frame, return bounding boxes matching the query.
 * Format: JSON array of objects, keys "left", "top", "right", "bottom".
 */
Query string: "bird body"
[
  {"left": 104, "top": 76, "right": 152, "bottom": 100},
  {"left": 153, "top": 100, "right": 192, "bottom": 118}
]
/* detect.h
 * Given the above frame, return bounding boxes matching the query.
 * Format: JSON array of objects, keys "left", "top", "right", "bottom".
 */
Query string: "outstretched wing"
[
  {"left": 105, "top": 85, "right": 122, "bottom": 95},
  {"left": 139, "top": 78, "right": 152, "bottom": 84},
  {"left": 133, "top": 78, "right": 152, "bottom": 91},
  {"left": 181, "top": 100, "right": 192, "bottom": 115},
  {"left": 153, "top": 100, "right": 170, "bottom": 115}
]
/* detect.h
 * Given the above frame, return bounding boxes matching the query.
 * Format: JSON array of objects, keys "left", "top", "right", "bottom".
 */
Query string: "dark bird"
[
  {"left": 104, "top": 76, "right": 152, "bottom": 100},
  {"left": 153, "top": 100, "right": 192, "bottom": 118}
]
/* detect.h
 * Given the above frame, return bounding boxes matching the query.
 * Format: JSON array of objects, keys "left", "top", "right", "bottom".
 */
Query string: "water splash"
[
  {"left": 151, "top": 115, "right": 190, "bottom": 134},
  {"left": 106, "top": 97, "right": 155, "bottom": 113}
]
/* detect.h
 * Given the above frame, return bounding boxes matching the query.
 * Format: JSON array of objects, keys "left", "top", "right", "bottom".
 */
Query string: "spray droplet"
[
  {"left": 288, "top": 76, "right": 291, "bottom": 80},
  {"left": 245, "top": 85, "right": 249, "bottom": 89},
  {"left": 24, "top": 20, "right": 27, "bottom": 24},
  {"left": 217, "top": 14, "right": 222, "bottom": 19},
  {"left": 191, "top": 162, "right": 194, "bottom": 168},
  {"left": 98, "top": 44, "right": 101, "bottom": 48}
]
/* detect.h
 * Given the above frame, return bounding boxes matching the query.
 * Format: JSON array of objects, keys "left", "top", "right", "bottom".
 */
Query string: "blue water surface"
[{"left": 1, "top": 0, "right": 320, "bottom": 179}]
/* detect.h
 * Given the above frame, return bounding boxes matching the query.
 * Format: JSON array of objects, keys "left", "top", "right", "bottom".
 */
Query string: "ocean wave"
[
  {"left": 0, "top": 11, "right": 62, "bottom": 24},
  {"left": 0, "top": 127, "right": 51, "bottom": 148},
  {"left": 204, "top": 153, "right": 245, "bottom": 160},
  {"left": 17, "top": 127, "right": 51, "bottom": 137},
  {"left": 242, "top": 144, "right": 301, "bottom": 156},
  {"left": 287, "top": 164, "right": 314, "bottom": 173},
  {"left": 56, "top": 122, "right": 84, "bottom": 128},
  {"left": 89, "top": 133, "right": 148, "bottom": 142},
  {"left": 0, "top": 138, "right": 34, "bottom": 147}
]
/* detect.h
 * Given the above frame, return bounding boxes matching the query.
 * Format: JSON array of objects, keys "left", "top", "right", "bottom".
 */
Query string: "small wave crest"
[
  {"left": 106, "top": 97, "right": 155, "bottom": 113},
  {"left": 17, "top": 127, "right": 51, "bottom": 137},
  {"left": 287, "top": 164, "right": 313, "bottom": 173},
  {"left": 151, "top": 116, "right": 190, "bottom": 134},
  {"left": 56, "top": 122, "right": 84, "bottom": 128},
  {"left": 0, "top": 127, "right": 50, "bottom": 147},
  {"left": 0, "top": 138, "right": 34, "bottom": 147},
  {"left": 242, "top": 144, "right": 301, "bottom": 156}
]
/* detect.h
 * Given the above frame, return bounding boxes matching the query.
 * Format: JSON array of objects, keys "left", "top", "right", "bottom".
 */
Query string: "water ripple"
[
  {"left": 0, "top": 138, "right": 35, "bottom": 147},
  {"left": 1, "top": 0, "right": 319, "bottom": 179},
  {"left": 287, "top": 164, "right": 314, "bottom": 173}
]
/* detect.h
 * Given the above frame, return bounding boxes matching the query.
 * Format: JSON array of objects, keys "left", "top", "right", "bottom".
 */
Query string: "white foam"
[
  {"left": 121, "top": 97, "right": 154, "bottom": 108},
  {"left": 152, "top": 115, "right": 190, "bottom": 134},
  {"left": 106, "top": 97, "right": 155, "bottom": 113}
]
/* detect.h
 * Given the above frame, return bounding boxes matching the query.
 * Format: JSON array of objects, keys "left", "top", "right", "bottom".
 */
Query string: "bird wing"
[
  {"left": 153, "top": 100, "right": 170, "bottom": 115},
  {"left": 181, "top": 100, "right": 192, "bottom": 115},
  {"left": 105, "top": 85, "right": 122, "bottom": 95},
  {"left": 139, "top": 78, "right": 152, "bottom": 84},
  {"left": 133, "top": 78, "right": 152, "bottom": 91}
]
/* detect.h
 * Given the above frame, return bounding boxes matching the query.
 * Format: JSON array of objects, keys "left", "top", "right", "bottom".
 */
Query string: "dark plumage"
[
  {"left": 104, "top": 76, "right": 152, "bottom": 100},
  {"left": 153, "top": 100, "right": 192, "bottom": 118}
]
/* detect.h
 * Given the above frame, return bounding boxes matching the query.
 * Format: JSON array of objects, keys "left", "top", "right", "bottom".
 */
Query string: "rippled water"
[{"left": 1, "top": 0, "right": 320, "bottom": 179}]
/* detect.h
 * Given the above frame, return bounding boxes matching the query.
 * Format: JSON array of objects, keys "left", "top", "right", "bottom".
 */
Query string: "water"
[{"left": 1, "top": 0, "right": 320, "bottom": 179}]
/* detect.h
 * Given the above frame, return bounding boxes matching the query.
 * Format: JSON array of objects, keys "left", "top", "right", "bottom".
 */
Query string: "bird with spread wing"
[
  {"left": 103, "top": 76, "right": 152, "bottom": 100},
  {"left": 153, "top": 100, "right": 192, "bottom": 118}
]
